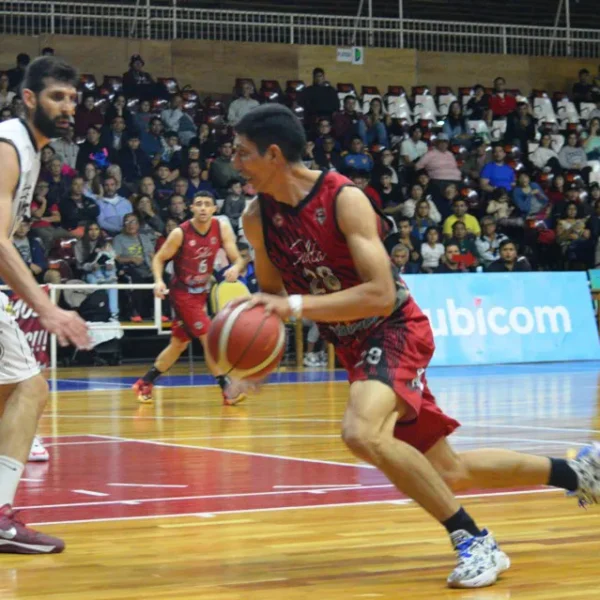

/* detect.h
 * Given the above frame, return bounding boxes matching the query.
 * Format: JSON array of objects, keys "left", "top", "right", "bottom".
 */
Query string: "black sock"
[
  {"left": 443, "top": 507, "right": 482, "bottom": 537},
  {"left": 548, "top": 458, "right": 579, "bottom": 492},
  {"left": 216, "top": 375, "right": 228, "bottom": 390},
  {"left": 142, "top": 366, "right": 163, "bottom": 384}
]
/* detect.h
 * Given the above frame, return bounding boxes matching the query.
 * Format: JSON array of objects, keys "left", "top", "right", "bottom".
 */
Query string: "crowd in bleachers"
[{"left": 3, "top": 49, "right": 600, "bottom": 324}]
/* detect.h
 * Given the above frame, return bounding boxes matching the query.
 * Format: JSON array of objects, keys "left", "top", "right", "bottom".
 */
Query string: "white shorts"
[{"left": 0, "top": 292, "right": 41, "bottom": 384}]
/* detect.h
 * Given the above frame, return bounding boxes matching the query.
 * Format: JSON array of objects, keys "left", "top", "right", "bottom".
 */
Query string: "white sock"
[{"left": 0, "top": 455, "right": 25, "bottom": 507}]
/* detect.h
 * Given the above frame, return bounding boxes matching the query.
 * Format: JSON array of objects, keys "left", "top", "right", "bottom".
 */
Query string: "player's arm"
[
  {"left": 219, "top": 219, "right": 245, "bottom": 282},
  {"left": 242, "top": 199, "right": 286, "bottom": 296},
  {"left": 151, "top": 227, "right": 183, "bottom": 297},
  {"left": 0, "top": 143, "right": 55, "bottom": 316}
]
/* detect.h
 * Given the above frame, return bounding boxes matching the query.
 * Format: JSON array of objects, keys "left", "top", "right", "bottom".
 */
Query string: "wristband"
[{"left": 288, "top": 295, "right": 303, "bottom": 319}]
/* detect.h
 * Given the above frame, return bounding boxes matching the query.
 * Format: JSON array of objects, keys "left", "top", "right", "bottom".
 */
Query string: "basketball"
[{"left": 207, "top": 300, "right": 286, "bottom": 380}]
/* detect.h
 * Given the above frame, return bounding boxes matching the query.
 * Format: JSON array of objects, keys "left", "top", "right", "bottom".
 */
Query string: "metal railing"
[{"left": 0, "top": 1, "right": 599, "bottom": 58}]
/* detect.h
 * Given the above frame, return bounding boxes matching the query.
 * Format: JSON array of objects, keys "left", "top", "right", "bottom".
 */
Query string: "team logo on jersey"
[
  {"left": 194, "top": 321, "right": 204, "bottom": 331},
  {"left": 189, "top": 240, "right": 197, "bottom": 247},
  {"left": 315, "top": 207, "right": 326, "bottom": 225},
  {"left": 210, "top": 237, "right": 217, "bottom": 244},
  {"left": 273, "top": 213, "right": 284, "bottom": 227}
]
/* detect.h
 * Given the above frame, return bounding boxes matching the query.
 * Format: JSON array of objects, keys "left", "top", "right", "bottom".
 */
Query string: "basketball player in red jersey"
[
  {"left": 233, "top": 104, "right": 600, "bottom": 589},
  {"left": 132, "top": 192, "right": 247, "bottom": 405}
]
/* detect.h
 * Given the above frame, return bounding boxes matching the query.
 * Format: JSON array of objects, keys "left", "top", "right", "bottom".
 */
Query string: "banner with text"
[{"left": 403, "top": 273, "right": 600, "bottom": 366}]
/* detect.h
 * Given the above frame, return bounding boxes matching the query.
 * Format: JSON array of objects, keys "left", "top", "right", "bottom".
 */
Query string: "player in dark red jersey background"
[
  {"left": 232, "top": 104, "right": 600, "bottom": 589},
  {"left": 132, "top": 192, "right": 247, "bottom": 405}
]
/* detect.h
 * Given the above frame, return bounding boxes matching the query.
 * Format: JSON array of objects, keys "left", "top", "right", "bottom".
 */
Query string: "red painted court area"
[{"left": 16, "top": 435, "right": 543, "bottom": 525}]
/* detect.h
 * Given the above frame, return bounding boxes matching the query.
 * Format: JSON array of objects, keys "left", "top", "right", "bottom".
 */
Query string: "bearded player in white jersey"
[{"left": 0, "top": 56, "right": 89, "bottom": 553}]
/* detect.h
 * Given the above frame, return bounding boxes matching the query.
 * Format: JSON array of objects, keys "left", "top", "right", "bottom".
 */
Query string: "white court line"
[
  {"left": 455, "top": 435, "right": 584, "bottom": 447},
  {"left": 44, "top": 440, "right": 124, "bottom": 447},
  {"left": 27, "top": 487, "right": 560, "bottom": 527},
  {"left": 273, "top": 484, "right": 363, "bottom": 489},
  {"left": 108, "top": 483, "right": 188, "bottom": 489},
  {"left": 72, "top": 489, "right": 109, "bottom": 497}
]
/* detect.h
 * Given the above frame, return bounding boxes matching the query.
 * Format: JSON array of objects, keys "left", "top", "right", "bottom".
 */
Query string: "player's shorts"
[
  {"left": 0, "top": 292, "right": 41, "bottom": 384},
  {"left": 335, "top": 311, "right": 460, "bottom": 454},
  {"left": 169, "top": 287, "right": 211, "bottom": 342}
]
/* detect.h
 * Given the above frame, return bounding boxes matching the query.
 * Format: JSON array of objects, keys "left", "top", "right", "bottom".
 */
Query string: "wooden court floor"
[{"left": 3, "top": 362, "right": 600, "bottom": 599}]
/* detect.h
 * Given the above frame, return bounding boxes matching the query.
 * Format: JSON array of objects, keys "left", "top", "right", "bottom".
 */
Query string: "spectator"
[
  {"left": 358, "top": 98, "right": 391, "bottom": 147},
  {"left": 530, "top": 133, "right": 561, "bottom": 173},
  {"left": 123, "top": 54, "right": 159, "bottom": 102},
  {"left": 221, "top": 181, "right": 245, "bottom": 233},
  {"left": 209, "top": 139, "right": 241, "bottom": 197},
  {"left": 415, "top": 134, "right": 462, "bottom": 192},
  {"left": 119, "top": 133, "right": 153, "bottom": 186},
  {"left": 163, "top": 132, "right": 182, "bottom": 173},
  {"left": 486, "top": 187, "right": 522, "bottom": 227},
  {"left": 582, "top": 117, "right": 600, "bottom": 160},
  {"left": 82, "top": 162, "right": 103, "bottom": 198},
  {"left": 572, "top": 68, "right": 594, "bottom": 105},
  {"left": 101, "top": 116, "right": 127, "bottom": 153},
  {"left": 396, "top": 217, "right": 421, "bottom": 263},
  {"left": 59, "top": 176, "right": 100, "bottom": 237},
  {"left": 513, "top": 171, "right": 549, "bottom": 219},
  {"left": 442, "top": 101, "right": 473, "bottom": 148},
  {"left": 302, "top": 141, "right": 318, "bottom": 169},
  {"left": 586, "top": 197, "right": 600, "bottom": 245},
  {"left": 443, "top": 197, "right": 481, "bottom": 238},
  {"left": 332, "top": 95, "right": 361, "bottom": 147},
  {"left": 378, "top": 171, "right": 404, "bottom": 220},
  {"left": 12, "top": 218, "right": 60, "bottom": 286},
  {"left": 587, "top": 94, "right": 600, "bottom": 121},
  {"left": 349, "top": 170, "right": 382, "bottom": 209},
  {"left": 547, "top": 174, "right": 566, "bottom": 207},
  {"left": 185, "top": 160, "right": 205, "bottom": 201},
  {"left": 448, "top": 221, "right": 479, "bottom": 270},
  {"left": 489, "top": 77, "right": 517, "bottom": 118},
  {"left": 153, "top": 162, "right": 174, "bottom": 203},
  {"left": 45, "top": 156, "right": 71, "bottom": 206},
  {"left": 552, "top": 183, "right": 591, "bottom": 220},
  {"left": 11, "top": 97, "right": 25, "bottom": 120},
  {"left": 312, "top": 118, "right": 338, "bottom": 150},
  {"left": 558, "top": 132, "right": 591, "bottom": 183},
  {"left": 162, "top": 194, "right": 188, "bottom": 224},
  {"left": 314, "top": 135, "right": 343, "bottom": 172},
  {"left": 376, "top": 148, "right": 400, "bottom": 184},
  {"left": 0, "top": 107, "right": 12, "bottom": 122},
  {"left": 192, "top": 124, "right": 218, "bottom": 162},
  {"left": 74, "top": 222, "right": 119, "bottom": 320},
  {"left": 505, "top": 102, "right": 536, "bottom": 152},
  {"left": 462, "top": 141, "right": 491, "bottom": 182},
  {"left": 133, "top": 99, "right": 154, "bottom": 136},
  {"left": 465, "top": 84, "right": 490, "bottom": 120},
  {"left": 402, "top": 182, "right": 442, "bottom": 224},
  {"left": 6, "top": 53, "right": 30, "bottom": 91},
  {"left": 94, "top": 176, "right": 133, "bottom": 236},
  {"left": 51, "top": 123, "right": 79, "bottom": 171},
  {"left": 160, "top": 94, "right": 196, "bottom": 146},
  {"left": 300, "top": 68, "right": 340, "bottom": 124},
  {"left": 475, "top": 216, "right": 509, "bottom": 267},
  {"left": 0, "top": 71, "right": 16, "bottom": 109},
  {"left": 29, "top": 180, "right": 70, "bottom": 251},
  {"left": 557, "top": 201, "right": 590, "bottom": 252},
  {"left": 486, "top": 240, "right": 532, "bottom": 272},
  {"left": 480, "top": 144, "right": 516, "bottom": 193},
  {"left": 400, "top": 125, "right": 428, "bottom": 176},
  {"left": 155, "top": 217, "right": 180, "bottom": 254},
  {"left": 138, "top": 176, "right": 162, "bottom": 209},
  {"left": 132, "top": 194, "right": 165, "bottom": 240},
  {"left": 411, "top": 199, "right": 438, "bottom": 241},
  {"left": 390, "top": 243, "right": 420, "bottom": 275},
  {"left": 435, "top": 243, "right": 465, "bottom": 273},
  {"left": 76, "top": 125, "right": 115, "bottom": 173},
  {"left": 172, "top": 177, "right": 189, "bottom": 201},
  {"left": 104, "top": 94, "right": 134, "bottom": 133},
  {"left": 141, "top": 117, "right": 168, "bottom": 163},
  {"left": 74, "top": 95, "right": 104, "bottom": 139},
  {"left": 420, "top": 227, "right": 445, "bottom": 273},
  {"left": 228, "top": 81, "right": 260, "bottom": 125},
  {"left": 342, "top": 136, "right": 374, "bottom": 172}
]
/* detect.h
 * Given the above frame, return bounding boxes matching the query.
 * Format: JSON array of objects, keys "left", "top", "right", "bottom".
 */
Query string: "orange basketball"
[{"left": 207, "top": 300, "right": 286, "bottom": 380}]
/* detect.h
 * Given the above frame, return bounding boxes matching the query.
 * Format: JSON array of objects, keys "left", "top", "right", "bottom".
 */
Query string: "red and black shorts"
[{"left": 169, "top": 287, "right": 211, "bottom": 342}]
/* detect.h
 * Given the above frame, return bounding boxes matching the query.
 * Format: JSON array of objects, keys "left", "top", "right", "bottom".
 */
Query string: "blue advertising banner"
[{"left": 402, "top": 272, "right": 600, "bottom": 366}]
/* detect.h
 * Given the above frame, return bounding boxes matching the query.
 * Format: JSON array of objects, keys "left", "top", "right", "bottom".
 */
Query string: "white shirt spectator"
[
  {"left": 475, "top": 233, "right": 509, "bottom": 267},
  {"left": 401, "top": 197, "right": 442, "bottom": 224},
  {"left": 421, "top": 243, "right": 445, "bottom": 269},
  {"left": 529, "top": 146, "right": 559, "bottom": 170},
  {"left": 0, "top": 90, "right": 15, "bottom": 109},
  {"left": 228, "top": 97, "right": 260, "bottom": 125},
  {"left": 400, "top": 137, "right": 428, "bottom": 163}
]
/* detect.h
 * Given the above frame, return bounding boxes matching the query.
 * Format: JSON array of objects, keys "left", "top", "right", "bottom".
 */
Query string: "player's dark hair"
[
  {"left": 236, "top": 104, "right": 306, "bottom": 163},
  {"left": 21, "top": 56, "right": 78, "bottom": 95},
  {"left": 193, "top": 191, "right": 216, "bottom": 204}
]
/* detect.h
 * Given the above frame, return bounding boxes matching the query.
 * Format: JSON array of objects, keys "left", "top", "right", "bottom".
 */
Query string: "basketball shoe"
[
  {"left": 568, "top": 442, "right": 600, "bottom": 507},
  {"left": 0, "top": 505, "right": 64, "bottom": 554},
  {"left": 28, "top": 436, "right": 49, "bottom": 462},
  {"left": 222, "top": 377, "right": 247, "bottom": 406},
  {"left": 447, "top": 529, "right": 510, "bottom": 589},
  {"left": 132, "top": 379, "right": 153, "bottom": 403}
]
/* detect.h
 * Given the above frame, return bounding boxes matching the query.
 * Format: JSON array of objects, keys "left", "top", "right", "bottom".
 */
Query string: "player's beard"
[{"left": 32, "top": 103, "right": 65, "bottom": 139}]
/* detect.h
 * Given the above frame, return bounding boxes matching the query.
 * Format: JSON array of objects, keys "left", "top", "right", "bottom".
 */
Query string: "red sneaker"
[
  {"left": 132, "top": 378, "right": 154, "bottom": 403},
  {"left": 131, "top": 314, "right": 143, "bottom": 323},
  {"left": 0, "top": 504, "right": 64, "bottom": 554}
]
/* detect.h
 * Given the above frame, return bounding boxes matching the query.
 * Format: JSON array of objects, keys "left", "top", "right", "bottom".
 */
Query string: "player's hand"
[
  {"left": 39, "top": 306, "right": 91, "bottom": 349},
  {"left": 245, "top": 293, "right": 292, "bottom": 320},
  {"left": 154, "top": 281, "right": 168, "bottom": 299},
  {"left": 223, "top": 265, "right": 240, "bottom": 283}
]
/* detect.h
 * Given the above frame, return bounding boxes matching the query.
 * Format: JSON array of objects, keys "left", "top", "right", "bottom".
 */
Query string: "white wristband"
[{"left": 288, "top": 295, "right": 303, "bottom": 319}]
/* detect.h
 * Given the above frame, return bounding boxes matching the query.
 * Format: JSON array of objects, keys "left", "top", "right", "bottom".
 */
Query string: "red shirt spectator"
[{"left": 489, "top": 76, "right": 517, "bottom": 117}]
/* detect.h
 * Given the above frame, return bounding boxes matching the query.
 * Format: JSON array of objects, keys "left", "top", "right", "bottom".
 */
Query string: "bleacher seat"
[
  {"left": 259, "top": 80, "right": 283, "bottom": 103},
  {"left": 337, "top": 83, "right": 358, "bottom": 111},
  {"left": 413, "top": 87, "right": 437, "bottom": 121},
  {"left": 532, "top": 90, "right": 557, "bottom": 123},
  {"left": 79, "top": 74, "right": 97, "bottom": 92},
  {"left": 580, "top": 102, "right": 597, "bottom": 121},
  {"left": 158, "top": 77, "right": 180, "bottom": 95},
  {"left": 554, "top": 92, "right": 580, "bottom": 126},
  {"left": 151, "top": 98, "right": 168, "bottom": 112},
  {"left": 436, "top": 87, "right": 457, "bottom": 117},
  {"left": 459, "top": 87, "right": 473, "bottom": 108},
  {"left": 181, "top": 88, "right": 200, "bottom": 115},
  {"left": 490, "top": 119, "right": 507, "bottom": 142},
  {"left": 385, "top": 86, "right": 412, "bottom": 122},
  {"left": 102, "top": 76, "right": 123, "bottom": 93},
  {"left": 286, "top": 80, "right": 306, "bottom": 94}
]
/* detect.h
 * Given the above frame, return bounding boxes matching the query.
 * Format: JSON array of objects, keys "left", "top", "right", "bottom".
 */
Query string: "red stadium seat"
[{"left": 158, "top": 77, "right": 180, "bottom": 95}]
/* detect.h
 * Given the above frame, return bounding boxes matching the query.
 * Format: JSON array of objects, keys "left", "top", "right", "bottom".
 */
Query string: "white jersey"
[{"left": 0, "top": 118, "right": 41, "bottom": 239}]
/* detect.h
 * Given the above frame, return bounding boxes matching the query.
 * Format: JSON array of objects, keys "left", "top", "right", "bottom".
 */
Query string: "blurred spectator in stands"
[
  {"left": 390, "top": 243, "right": 420, "bottom": 275},
  {"left": 588, "top": 94, "right": 600, "bottom": 121},
  {"left": 572, "top": 68, "right": 594, "bottom": 105},
  {"left": 480, "top": 144, "right": 516, "bottom": 194},
  {"left": 505, "top": 102, "right": 536, "bottom": 152},
  {"left": 557, "top": 201, "right": 592, "bottom": 268},
  {"left": 589, "top": 183, "right": 600, "bottom": 208},
  {"left": 133, "top": 99, "right": 153, "bottom": 136},
  {"left": 415, "top": 134, "right": 462, "bottom": 192},
  {"left": 349, "top": 170, "right": 382, "bottom": 209},
  {"left": 228, "top": 81, "right": 259, "bottom": 125},
  {"left": 478, "top": 108, "right": 496, "bottom": 144},
  {"left": 11, "top": 97, "right": 24, "bottom": 120},
  {"left": 402, "top": 183, "right": 442, "bottom": 224},
  {"left": 552, "top": 182, "right": 592, "bottom": 220},
  {"left": 76, "top": 125, "right": 115, "bottom": 173},
  {"left": 141, "top": 117, "right": 168, "bottom": 165},
  {"left": 161, "top": 94, "right": 196, "bottom": 146},
  {"left": 30, "top": 180, "right": 69, "bottom": 251},
  {"left": 558, "top": 131, "right": 591, "bottom": 183},
  {"left": 436, "top": 243, "right": 465, "bottom": 273},
  {"left": 74, "top": 222, "right": 119, "bottom": 320},
  {"left": 185, "top": 160, "right": 205, "bottom": 201},
  {"left": 59, "top": 176, "right": 100, "bottom": 237},
  {"left": 443, "top": 197, "right": 481, "bottom": 238},
  {"left": 375, "top": 148, "right": 400, "bottom": 184},
  {"left": 416, "top": 170, "right": 445, "bottom": 215},
  {"left": 442, "top": 101, "right": 473, "bottom": 149},
  {"left": 486, "top": 240, "right": 531, "bottom": 272},
  {"left": 102, "top": 116, "right": 127, "bottom": 153},
  {"left": 119, "top": 133, "right": 153, "bottom": 186},
  {"left": 190, "top": 124, "right": 218, "bottom": 162},
  {"left": 155, "top": 217, "right": 179, "bottom": 253},
  {"left": 420, "top": 227, "right": 444, "bottom": 273},
  {"left": 313, "top": 118, "right": 338, "bottom": 150},
  {"left": 411, "top": 199, "right": 438, "bottom": 241},
  {"left": 123, "top": 54, "right": 159, "bottom": 102},
  {"left": 333, "top": 96, "right": 361, "bottom": 148},
  {"left": 0, "top": 107, "right": 12, "bottom": 122},
  {"left": 302, "top": 140, "right": 318, "bottom": 169},
  {"left": 94, "top": 176, "right": 133, "bottom": 236},
  {"left": 475, "top": 216, "right": 509, "bottom": 268},
  {"left": 547, "top": 173, "right": 566, "bottom": 206},
  {"left": 400, "top": 125, "right": 428, "bottom": 179},
  {"left": 179, "top": 145, "right": 203, "bottom": 177},
  {"left": 41, "top": 47, "right": 54, "bottom": 56},
  {"left": 51, "top": 123, "right": 79, "bottom": 171},
  {"left": 12, "top": 218, "right": 60, "bottom": 285},
  {"left": 154, "top": 162, "right": 174, "bottom": 203},
  {"left": 490, "top": 77, "right": 517, "bottom": 118},
  {"left": 105, "top": 94, "right": 134, "bottom": 132},
  {"left": 106, "top": 165, "right": 129, "bottom": 198},
  {"left": 0, "top": 71, "right": 15, "bottom": 109},
  {"left": 210, "top": 139, "right": 240, "bottom": 197},
  {"left": 164, "top": 194, "right": 189, "bottom": 225},
  {"left": 448, "top": 221, "right": 479, "bottom": 270},
  {"left": 132, "top": 194, "right": 165, "bottom": 240},
  {"left": 138, "top": 177, "right": 162, "bottom": 209},
  {"left": 377, "top": 171, "right": 404, "bottom": 221},
  {"left": 40, "top": 146, "right": 56, "bottom": 178},
  {"left": 583, "top": 117, "right": 600, "bottom": 160},
  {"left": 342, "top": 137, "right": 374, "bottom": 173},
  {"left": 395, "top": 217, "right": 421, "bottom": 264},
  {"left": 45, "top": 156, "right": 71, "bottom": 207},
  {"left": 163, "top": 132, "right": 182, "bottom": 174},
  {"left": 465, "top": 84, "right": 490, "bottom": 120},
  {"left": 462, "top": 140, "right": 491, "bottom": 182},
  {"left": 221, "top": 180, "right": 245, "bottom": 234},
  {"left": 172, "top": 177, "right": 189, "bottom": 202},
  {"left": 358, "top": 98, "right": 391, "bottom": 148},
  {"left": 486, "top": 188, "right": 520, "bottom": 227},
  {"left": 300, "top": 68, "right": 340, "bottom": 124},
  {"left": 314, "top": 135, "right": 343, "bottom": 172},
  {"left": 530, "top": 133, "right": 561, "bottom": 174},
  {"left": 75, "top": 95, "right": 104, "bottom": 138},
  {"left": 513, "top": 171, "right": 549, "bottom": 220},
  {"left": 6, "top": 53, "right": 29, "bottom": 91},
  {"left": 586, "top": 196, "right": 600, "bottom": 245},
  {"left": 82, "top": 162, "right": 103, "bottom": 198}
]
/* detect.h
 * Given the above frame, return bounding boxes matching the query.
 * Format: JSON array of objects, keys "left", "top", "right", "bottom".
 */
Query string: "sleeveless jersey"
[
  {"left": 171, "top": 218, "right": 222, "bottom": 292},
  {"left": 260, "top": 170, "right": 426, "bottom": 346},
  {"left": 0, "top": 118, "right": 41, "bottom": 239}
]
